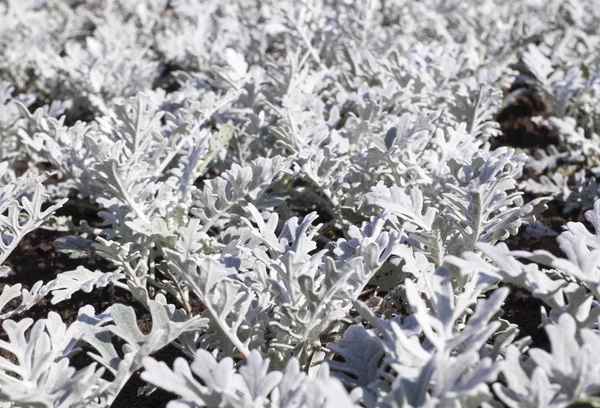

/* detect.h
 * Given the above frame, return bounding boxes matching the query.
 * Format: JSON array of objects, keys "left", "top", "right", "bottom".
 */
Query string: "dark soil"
[
  {"left": 1, "top": 228, "right": 181, "bottom": 407},
  {"left": 501, "top": 284, "right": 550, "bottom": 351},
  {"left": 494, "top": 85, "right": 559, "bottom": 149},
  {"left": 494, "top": 84, "right": 589, "bottom": 353},
  {"left": 111, "top": 345, "right": 181, "bottom": 408}
]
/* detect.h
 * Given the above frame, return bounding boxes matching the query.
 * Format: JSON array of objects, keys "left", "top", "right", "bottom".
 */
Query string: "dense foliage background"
[{"left": 0, "top": 0, "right": 599, "bottom": 406}]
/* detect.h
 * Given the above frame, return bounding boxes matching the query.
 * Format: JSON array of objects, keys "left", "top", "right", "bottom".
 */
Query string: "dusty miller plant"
[{"left": 0, "top": 0, "right": 599, "bottom": 406}]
